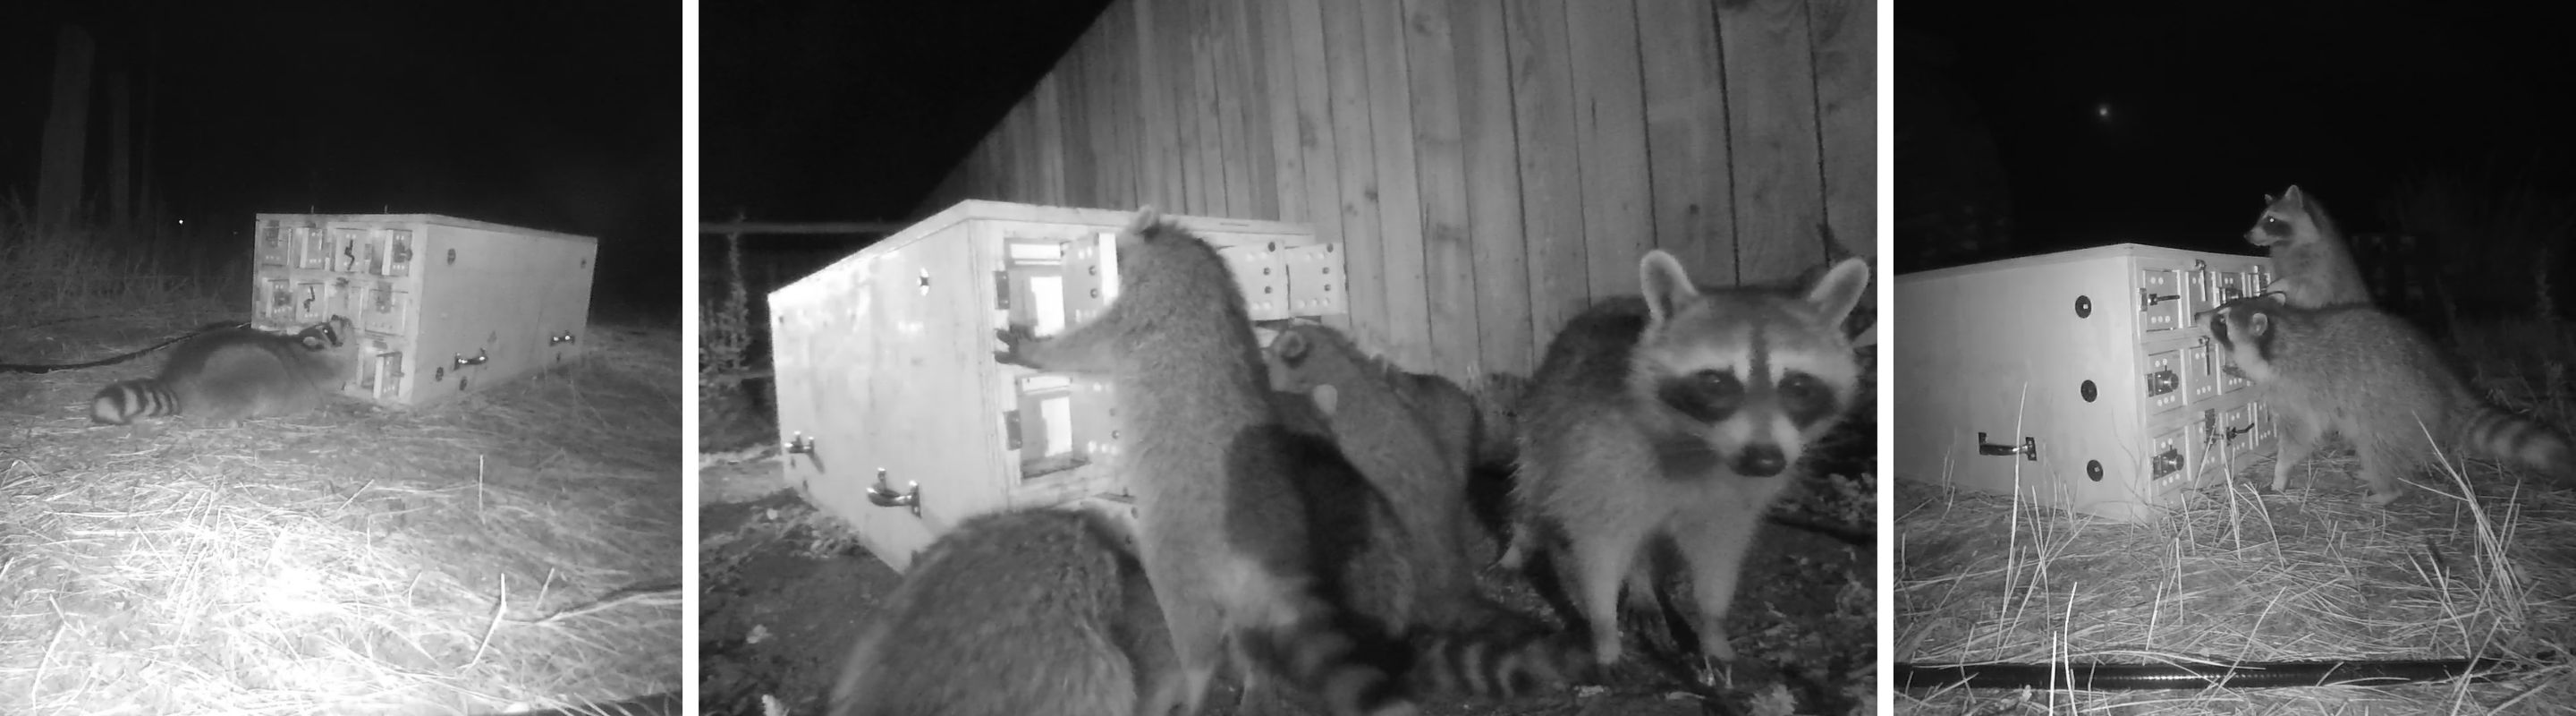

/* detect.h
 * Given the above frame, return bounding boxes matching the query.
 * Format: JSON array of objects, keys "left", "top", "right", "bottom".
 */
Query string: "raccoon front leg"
[
  {"left": 994, "top": 321, "right": 1125, "bottom": 375},
  {"left": 2269, "top": 410, "right": 2323, "bottom": 493},
  {"left": 1670, "top": 506, "right": 1768, "bottom": 669},
  {"left": 2351, "top": 440, "right": 2413, "bottom": 506},
  {"left": 1564, "top": 512, "right": 1659, "bottom": 667}
]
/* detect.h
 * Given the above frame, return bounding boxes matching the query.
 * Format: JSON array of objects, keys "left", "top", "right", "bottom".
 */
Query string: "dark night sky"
[
  {"left": 1900, "top": 3, "right": 2576, "bottom": 265},
  {"left": 699, "top": 0, "right": 1114, "bottom": 226},
  {"left": 0, "top": 0, "right": 679, "bottom": 318}
]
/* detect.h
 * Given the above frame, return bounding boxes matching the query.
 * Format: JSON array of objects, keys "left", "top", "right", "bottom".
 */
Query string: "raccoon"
[
  {"left": 993, "top": 208, "right": 1417, "bottom": 716},
  {"left": 90, "top": 316, "right": 356, "bottom": 425},
  {"left": 2199, "top": 296, "right": 2572, "bottom": 504},
  {"left": 1265, "top": 389, "right": 1586, "bottom": 703},
  {"left": 826, "top": 507, "right": 1182, "bottom": 716},
  {"left": 2245, "top": 185, "right": 2373, "bottom": 309},
  {"left": 1500, "top": 251, "right": 1869, "bottom": 669},
  {"left": 1263, "top": 324, "right": 1483, "bottom": 609}
]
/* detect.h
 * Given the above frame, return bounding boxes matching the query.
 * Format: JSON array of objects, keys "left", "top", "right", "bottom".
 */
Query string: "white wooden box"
[
  {"left": 769, "top": 200, "right": 1341, "bottom": 572},
  {"left": 250, "top": 213, "right": 597, "bottom": 407},
  {"left": 1895, "top": 243, "right": 2277, "bottom": 522}
]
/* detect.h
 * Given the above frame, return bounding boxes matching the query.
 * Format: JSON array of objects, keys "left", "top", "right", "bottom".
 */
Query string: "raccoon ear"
[
  {"left": 2277, "top": 185, "right": 2306, "bottom": 209},
  {"left": 1806, "top": 258, "right": 1872, "bottom": 328},
  {"left": 2248, "top": 311, "right": 2272, "bottom": 337},
  {"left": 1637, "top": 250, "right": 1699, "bottom": 322},
  {"left": 1309, "top": 383, "right": 1339, "bottom": 416},
  {"left": 1125, "top": 205, "right": 1164, "bottom": 234}
]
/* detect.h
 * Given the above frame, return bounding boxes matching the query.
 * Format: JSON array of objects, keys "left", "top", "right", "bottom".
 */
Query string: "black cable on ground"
[
  {"left": 1897, "top": 653, "right": 2559, "bottom": 691},
  {"left": 0, "top": 320, "right": 249, "bottom": 374}
]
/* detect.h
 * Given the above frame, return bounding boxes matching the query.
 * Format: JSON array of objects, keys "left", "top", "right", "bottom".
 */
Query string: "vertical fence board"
[
  {"left": 1453, "top": 0, "right": 1531, "bottom": 379},
  {"left": 1814, "top": 0, "right": 1875, "bottom": 259},
  {"left": 1323, "top": 0, "right": 1383, "bottom": 341},
  {"left": 1253, "top": 0, "right": 1307, "bottom": 222},
  {"left": 1215, "top": 0, "right": 1261, "bottom": 218},
  {"left": 1504, "top": 0, "right": 1588, "bottom": 358},
  {"left": 1402, "top": 0, "right": 1481, "bottom": 381},
  {"left": 1640, "top": 0, "right": 1735, "bottom": 285},
  {"left": 1719, "top": 0, "right": 1826, "bottom": 282},
  {"left": 1568, "top": 0, "right": 1651, "bottom": 299},
  {"left": 1363, "top": 0, "right": 1429, "bottom": 369},
  {"left": 1034, "top": 72, "right": 1067, "bottom": 206}
]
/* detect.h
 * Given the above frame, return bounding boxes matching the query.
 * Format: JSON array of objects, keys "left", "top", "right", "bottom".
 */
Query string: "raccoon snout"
[{"left": 1732, "top": 444, "right": 1786, "bottom": 477}]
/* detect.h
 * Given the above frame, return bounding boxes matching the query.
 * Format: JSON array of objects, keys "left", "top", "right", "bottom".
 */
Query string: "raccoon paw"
[
  {"left": 991, "top": 325, "right": 1043, "bottom": 368},
  {"left": 1691, "top": 653, "right": 1738, "bottom": 689}
]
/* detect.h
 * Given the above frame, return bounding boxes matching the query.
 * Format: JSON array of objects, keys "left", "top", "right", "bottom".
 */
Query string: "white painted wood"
[
  {"left": 1895, "top": 243, "right": 2275, "bottom": 522},
  {"left": 249, "top": 213, "right": 597, "bottom": 408}
]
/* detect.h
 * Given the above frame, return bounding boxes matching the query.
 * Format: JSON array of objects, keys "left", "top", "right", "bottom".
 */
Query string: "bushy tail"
[
  {"left": 2459, "top": 406, "right": 2575, "bottom": 479},
  {"left": 1403, "top": 626, "right": 1594, "bottom": 699},
  {"left": 1233, "top": 593, "right": 1419, "bottom": 716},
  {"left": 91, "top": 379, "right": 178, "bottom": 424}
]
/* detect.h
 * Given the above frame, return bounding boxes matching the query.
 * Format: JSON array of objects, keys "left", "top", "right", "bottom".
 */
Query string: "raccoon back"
[
  {"left": 828, "top": 508, "right": 1171, "bottom": 716},
  {"left": 2255, "top": 306, "right": 2572, "bottom": 473},
  {"left": 89, "top": 328, "right": 343, "bottom": 424}
]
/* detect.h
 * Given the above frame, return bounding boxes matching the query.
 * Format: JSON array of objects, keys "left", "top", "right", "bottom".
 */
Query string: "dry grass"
[
  {"left": 1895, "top": 319, "right": 2576, "bottom": 714},
  {"left": 0, "top": 318, "right": 682, "bottom": 715},
  {"left": 0, "top": 203, "right": 229, "bottom": 318}
]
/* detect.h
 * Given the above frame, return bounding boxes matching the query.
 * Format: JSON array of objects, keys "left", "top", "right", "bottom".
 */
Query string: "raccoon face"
[
  {"left": 2200, "top": 298, "right": 2282, "bottom": 382},
  {"left": 2245, "top": 184, "right": 2318, "bottom": 247},
  {"left": 1631, "top": 251, "right": 1868, "bottom": 479},
  {"left": 296, "top": 316, "right": 351, "bottom": 351}
]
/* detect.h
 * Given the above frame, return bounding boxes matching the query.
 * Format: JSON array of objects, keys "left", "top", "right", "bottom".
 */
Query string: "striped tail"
[
  {"left": 1232, "top": 595, "right": 1419, "bottom": 716},
  {"left": 1404, "top": 626, "right": 1595, "bottom": 699},
  {"left": 91, "top": 379, "right": 180, "bottom": 424},
  {"left": 2459, "top": 406, "right": 2575, "bottom": 480}
]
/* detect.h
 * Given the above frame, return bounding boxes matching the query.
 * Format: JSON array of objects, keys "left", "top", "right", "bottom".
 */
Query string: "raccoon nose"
[{"left": 1733, "top": 445, "right": 1786, "bottom": 477}]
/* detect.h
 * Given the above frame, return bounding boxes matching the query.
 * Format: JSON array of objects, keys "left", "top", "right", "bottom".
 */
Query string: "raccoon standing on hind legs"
[
  {"left": 91, "top": 316, "right": 358, "bottom": 425},
  {"left": 2200, "top": 296, "right": 2574, "bottom": 504},
  {"left": 1500, "top": 250, "right": 1870, "bottom": 676},
  {"left": 993, "top": 208, "right": 1418, "bottom": 716},
  {"left": 2246, "top": 184, "right": 2374, "bottom": 309}
]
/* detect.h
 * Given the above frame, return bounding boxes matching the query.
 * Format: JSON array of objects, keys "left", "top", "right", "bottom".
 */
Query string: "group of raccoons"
[
  {"left": 2207, "top": 185, "right": 2572, "bottom": 505},
  {"left": 827, "top": 208, "right": 1874, "bottom": 716}
]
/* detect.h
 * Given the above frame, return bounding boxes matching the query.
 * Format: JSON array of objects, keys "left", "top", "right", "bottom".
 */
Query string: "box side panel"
[
  {"left": 773, "top": 221, "right": 1001, "bottom": 573},
  {"left": 1897, "top": 253, "right": 2159, "bottom": 518},
  {"left": 409, "top": 225, "right": 547, "bottom": 405},
  {"left": 530, "top": 236, "right": 598, "bottom": 369}
]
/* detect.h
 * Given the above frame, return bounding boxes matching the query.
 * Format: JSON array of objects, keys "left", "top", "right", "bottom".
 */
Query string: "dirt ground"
[{"left": 696, "top": 396, "right": 1877, "bottom": 716}]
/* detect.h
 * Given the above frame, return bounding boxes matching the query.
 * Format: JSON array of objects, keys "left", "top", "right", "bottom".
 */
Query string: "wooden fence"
[{"left": 915, "top": 0, "right": 1875, "bottom": 381}]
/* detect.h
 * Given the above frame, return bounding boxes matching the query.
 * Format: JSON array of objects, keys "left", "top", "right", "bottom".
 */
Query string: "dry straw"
[
  {"left": 1896, "top": 356, "right": 2576, "bottom": 713},
  {"left": 0, "top": 319, "right": 682, "bottom": 715}
]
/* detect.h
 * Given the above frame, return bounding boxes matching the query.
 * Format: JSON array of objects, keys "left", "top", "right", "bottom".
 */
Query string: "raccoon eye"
[
  {"left": 1778, "top": 372, "right": 1838, "bottom": 425},
  {"left": 2260, "top": 217, "right": 2290, "bottom": 236},
  {"left": 1657, "top": 370, "right": 1742, "bottom": 423}
]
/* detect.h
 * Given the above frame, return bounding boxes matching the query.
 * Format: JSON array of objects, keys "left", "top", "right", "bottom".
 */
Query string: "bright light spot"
[
  {"left": 175, "top": 219, "right": 186, "bottom": 225},
  {"left": 2097, "top": 103, "right": 2112, "bottom": 120}
]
